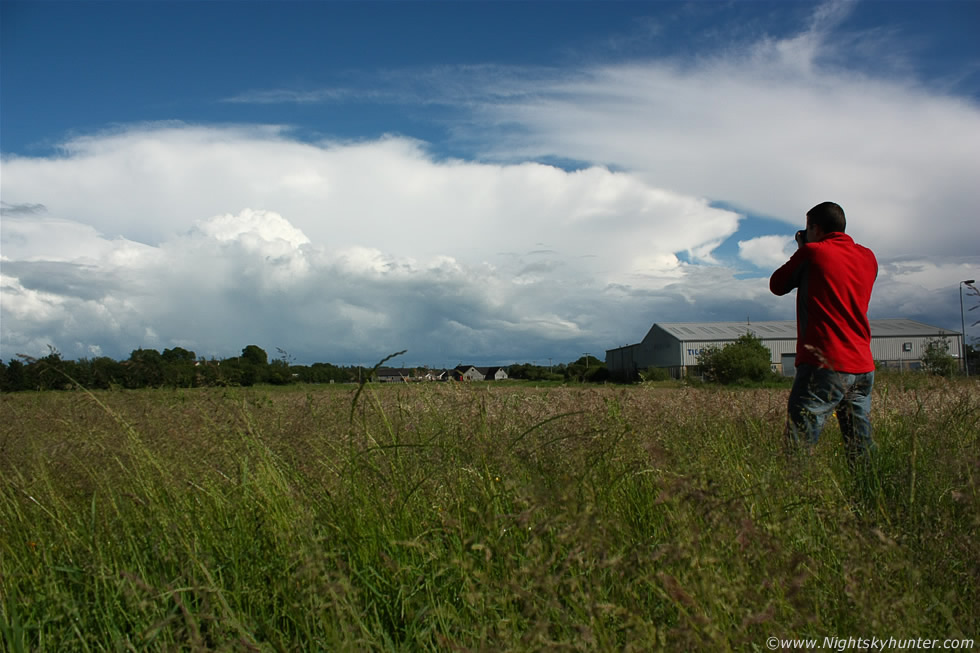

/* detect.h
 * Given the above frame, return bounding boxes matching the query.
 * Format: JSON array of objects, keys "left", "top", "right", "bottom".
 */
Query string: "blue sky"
[{"left": 2, "top": 0, "right": 979, "bottom": 366}]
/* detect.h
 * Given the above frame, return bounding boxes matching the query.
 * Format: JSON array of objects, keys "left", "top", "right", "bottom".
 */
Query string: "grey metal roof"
[
  {"left": 867, "top": 318, "right": 959, "bottom": 337},
  {"left": 650, "top": 318, "right": 958, "bottom": 342},
  {"left": 654, "top": 321, "right": 797, "bottom": 341}
]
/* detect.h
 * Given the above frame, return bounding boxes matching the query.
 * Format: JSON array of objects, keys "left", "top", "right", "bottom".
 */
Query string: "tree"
[
  {"left": 1, "top": 360, "right": 27, "bottom": 392},
  {"left": 241, "top": 345, "right": 268, "bottom": 367},
  {"left": 126, "top": 348, "right": 165, "bottom": 387},
  {"left": 267, "top": 360, "right": 293, "bottom": 385},
  {"left": 162, "top": 347, "right": 196, "bottom": 363},
  {"left": 234, "top": 345, "right": 268, "bottom": 386},
  {"left": 90, "top": 356, "right": 125, "bottom": 389},
  {"left": 32, "top": 347, "right": 70, "bottom": 390},
  {"left": 294, "top": 362, "right": 352, "bottom": 384},
  {"left": 161, "top": 347, "right": 197, "bottom": 387},
  {"left": 697, "top": 333, "right": 773, "bottom": 384},
  {"left": 922, "top": 337, "right": 956, "bottom": 377},
  {"left": 506, "top": 363, "right": 563, "bottom": 382},
  {"left": 217, "top": 357, "right": 251, "bottom": 386},
  {"left": 266, "top": 348, "right": 297, "bottom": 385},
  {"left": 566, "top": 355, "right": 605, "bottom": 382}
]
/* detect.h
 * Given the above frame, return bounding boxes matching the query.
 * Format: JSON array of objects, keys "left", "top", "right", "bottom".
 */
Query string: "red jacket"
[{"left": 770, "top": 232, "right": 877, "bottom": 373}]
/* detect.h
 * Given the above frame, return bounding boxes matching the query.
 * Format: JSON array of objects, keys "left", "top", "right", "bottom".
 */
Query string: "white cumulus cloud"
[
  {"left": 738, "top": 235, "right": 796, "bottom": 269},
  {"left": 2, "top": 1, "right": 979, "bottom": 363}
]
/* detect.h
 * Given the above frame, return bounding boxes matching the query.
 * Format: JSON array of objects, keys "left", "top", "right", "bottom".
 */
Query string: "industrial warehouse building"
[{"left": 605, "top": 319, "right": 963, "bottom": 380}]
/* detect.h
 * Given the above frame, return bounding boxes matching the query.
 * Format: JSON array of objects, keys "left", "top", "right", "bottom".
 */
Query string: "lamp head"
[{"left": 965, "top": 279, "right": 976, "bottom": 284}]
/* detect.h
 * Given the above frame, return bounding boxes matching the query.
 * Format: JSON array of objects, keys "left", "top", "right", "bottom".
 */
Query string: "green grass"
[{"left": 1, "top": 378, "right": 977, "bottom": 651}]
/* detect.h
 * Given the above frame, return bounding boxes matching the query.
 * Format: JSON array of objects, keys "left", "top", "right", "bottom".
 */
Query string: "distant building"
[
  {"left": 375, "top": 367, "right": 425, "bottom": 382},
  {"left": 424, "top": 369, "right": 448, "bottom": 382},
  {"left": 375, "top": 365, "right": 508, "bottom": 382},
  {"left": 606, "top": 319, "right": 962, "bottom": 380},
  {"left": 480, "top": 366, "right": 509, "bottom": 381},
  {"left": 450, "top": 365, "right": 509, "bottom": 381}
]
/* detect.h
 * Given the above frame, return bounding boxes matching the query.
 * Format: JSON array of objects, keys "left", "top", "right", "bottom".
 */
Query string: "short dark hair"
[{"left": 806, "top": 202, "right": 846, "bottom": 233}]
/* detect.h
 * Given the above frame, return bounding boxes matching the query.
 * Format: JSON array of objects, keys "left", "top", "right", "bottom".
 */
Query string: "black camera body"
[{"left": 796, "top": 229, "right": 808, "bottom": 244}]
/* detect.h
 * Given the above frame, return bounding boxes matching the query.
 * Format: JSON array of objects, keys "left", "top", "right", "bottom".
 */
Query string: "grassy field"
[{"left": 1, "top": 375, "right": 978, "bottom": 651}]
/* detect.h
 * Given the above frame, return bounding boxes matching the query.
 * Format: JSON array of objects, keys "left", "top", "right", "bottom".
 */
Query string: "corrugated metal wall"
[
  {"left": 870, "top": 335, "right": 962, "bottom": 362},
  {"left": 605, "top": 345, "right": 640, "bottom": 379}
]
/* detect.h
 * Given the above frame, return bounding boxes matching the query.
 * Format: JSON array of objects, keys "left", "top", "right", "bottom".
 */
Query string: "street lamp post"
[{"left": 961, "top": 280, "right": 975, "bottom": 376}]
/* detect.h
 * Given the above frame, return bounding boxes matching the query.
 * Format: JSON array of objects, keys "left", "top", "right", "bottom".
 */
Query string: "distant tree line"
[
  {"left": 0, "top": 348, "right": 609, "bottom": 392},
  {"left": 505, "top": 355, "right": 607, "bottom": 383},
  {"left": 0, "top": 346, "right": 363, "bottom": 392}
]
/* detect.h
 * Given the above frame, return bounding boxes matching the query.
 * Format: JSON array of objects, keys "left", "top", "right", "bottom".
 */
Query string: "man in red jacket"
[{"left": 770, "top": 201, "right": 878, "bottom": 464}]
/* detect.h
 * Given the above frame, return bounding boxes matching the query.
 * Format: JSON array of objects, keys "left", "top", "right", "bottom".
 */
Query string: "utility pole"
[{"left": 961, "top": 280, "right": 975, "bottom": 376}]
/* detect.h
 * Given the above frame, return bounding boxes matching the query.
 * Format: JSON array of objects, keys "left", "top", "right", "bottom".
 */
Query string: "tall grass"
[{"left": 1, "top": 377, "right": 977, "bottom": 651}]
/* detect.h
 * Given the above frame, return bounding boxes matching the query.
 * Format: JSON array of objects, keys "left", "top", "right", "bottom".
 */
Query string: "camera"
[{"left": 796, "top": 229, "right": 808, "bottom": 244}]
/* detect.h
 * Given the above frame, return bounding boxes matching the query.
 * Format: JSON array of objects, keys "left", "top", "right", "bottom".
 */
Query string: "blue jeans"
[{"left": 785, "top": 364, "right": 875, "bottom": 463}]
